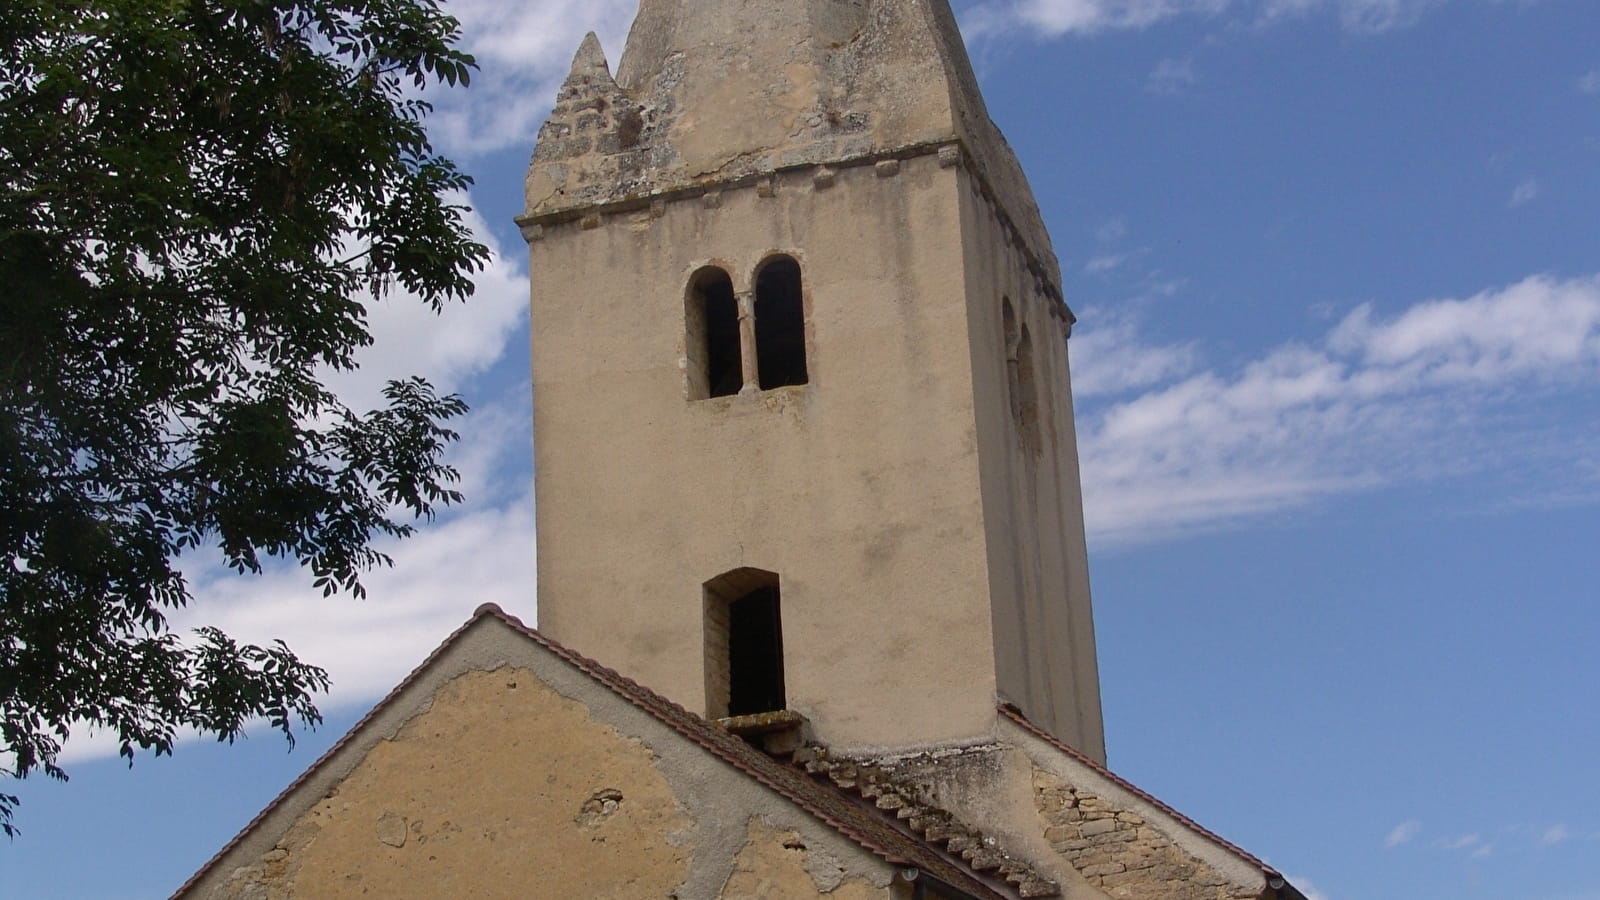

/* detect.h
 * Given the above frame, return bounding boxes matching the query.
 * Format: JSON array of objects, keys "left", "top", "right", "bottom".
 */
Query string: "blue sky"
[{"left": 5, "top": 1, "right": 1599, "bottom": 898}]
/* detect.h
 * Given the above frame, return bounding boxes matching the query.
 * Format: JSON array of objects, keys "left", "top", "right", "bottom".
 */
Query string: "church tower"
[{"left": 520, "top": 0, "right": 1105, "bottom": 762}]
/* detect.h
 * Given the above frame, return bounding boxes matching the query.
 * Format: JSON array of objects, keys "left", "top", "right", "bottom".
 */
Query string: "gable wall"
[{"left": 179, "top": 620, "right": 894, "bottom": 899}]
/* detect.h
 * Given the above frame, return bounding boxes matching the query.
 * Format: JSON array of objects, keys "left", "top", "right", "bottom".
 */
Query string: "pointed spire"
[{"left": 567, "top": 31, "right": 614, "bottom": 86}]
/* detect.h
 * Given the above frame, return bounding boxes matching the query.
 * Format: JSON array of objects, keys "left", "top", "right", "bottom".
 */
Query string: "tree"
[{"left": 0, "top": 0, "right": 489, "bottom": 835}]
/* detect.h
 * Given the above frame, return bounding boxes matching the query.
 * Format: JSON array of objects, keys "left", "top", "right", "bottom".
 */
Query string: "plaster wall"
[
  {"left": 957, "top": 172, "right": 1105, "bottom": 762},
  {"left": 206, "top": 667, "right": 692, "bottom": 899},
  {"left": 528, "top": 153, "right": 1001, "bottom": 752},
  {"left": 181, "top": 618, "right": 894, "bottom": 899},
  {"left": 723, "top": 818, "right": 886, "bottom": 900}
]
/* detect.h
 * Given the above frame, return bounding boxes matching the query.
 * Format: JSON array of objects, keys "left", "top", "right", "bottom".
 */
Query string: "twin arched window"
[{"left": 687, "top": 256, "right": 808, "bottom": 400}]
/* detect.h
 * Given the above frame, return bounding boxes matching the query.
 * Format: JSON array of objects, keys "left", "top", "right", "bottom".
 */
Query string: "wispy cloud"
[
  {"left": 1472, "top": 842, "right": 1494, "bottom": 858},
  {"left": 1147, "top": 56, "right": 1199, "bottom": 94},
  {"left": 962, "top": 0, "right": 1461, "bottom": 39},
  {"left": 1510, "top": 178, "right": 1541, "bottom": 208},
  {"left": 1070, "top": 311, "right": 1200, "bottom": 397},
  {"left": 1387, "top": 819, "right": 1423, "bottom": 847},
  {"left": 1542, "top": 824, "right": 1572, "bottom": 846},
  {"left": 1287, "top": 875, "right": 1331, "bottom": 900},
  {"left": 1579, "top": 70, "right": 1600, "bottom": 95},
  {"left": 1260, "top": 0, "right": 1445, "bottom": 33},
  {"left": 1075, "top": 273, "right": 1600, "bottom": 543},
  {"left": 1437, "top": 833, "right": 1481, "bottom": 851}
]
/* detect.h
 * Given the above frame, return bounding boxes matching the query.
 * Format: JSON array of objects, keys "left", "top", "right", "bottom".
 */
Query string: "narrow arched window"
[
  {"left": 703, "top": 568, "right": 787, "bottom": 719},
  {"left": 1002, "top": 297, "right": 1022, "bottom": 425},
  {"left": 754, "top": 256, "right": 808, "bottom": 389},
  {"left": 686, "top": 266, "right": 741, "bottom": 399},
  {"left": 1016, "top": 324, "right": 1041, "bottom": 455}
]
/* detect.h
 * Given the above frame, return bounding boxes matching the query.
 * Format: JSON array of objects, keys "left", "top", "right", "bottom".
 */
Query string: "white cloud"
[
  {"left": 323, "top": 196, "right": 529, "bottom": 415},
  {"left": 1386, "top": 819, "right": 1423, "bottom": 847},
  {"left": 1070, "top": 312, "right": 1200, "bottom": 397},
  {"left": 962, "top": 0, "right": 1457, "bottom": 38},
  {"left": 963, "top": 0, "right": 1222, "bottom": 36},
  {"left": 1542, "top": 824, "right": 1572, "bottom": 846},
  {"left": 1472, "top": 842, "right": 1495, "bottom": 858},
  {"left": 1085, "top": 252, "right": 1133, "bottom": 274},
  {"left": 1509, "top": 178, "right": 1541, "bottom": 208},
  {"left": 1437, "top": 833, "right": 1480, "bottom": 850},
  {"left": 1076, "top": 273, "right": 1600, "bottom": 543},
  {"left": 1147, "top": 56, "right": 1199, "bottom": 94},
  {"left": 1579, "top": 70, "right": 1600, "bottom": 94},
  {"left": 1263, "top": 0, "right": 1445, "bottom": 32}
]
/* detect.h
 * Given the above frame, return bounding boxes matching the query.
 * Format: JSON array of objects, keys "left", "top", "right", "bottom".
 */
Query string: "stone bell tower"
[{"left": 520, "top": 0, "right": 1105, "bottom": 762}]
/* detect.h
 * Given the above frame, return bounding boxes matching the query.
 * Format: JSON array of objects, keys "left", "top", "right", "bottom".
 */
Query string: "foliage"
[{"left": 0, "top": 0, "right": 488, "bottom": 835}]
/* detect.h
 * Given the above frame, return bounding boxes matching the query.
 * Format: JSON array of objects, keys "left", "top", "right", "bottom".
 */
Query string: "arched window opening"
[
  {"left": 1002, "top": 297, "right": 1022, "bottom": 425},
  {"left": 703, "top": 568, "right": 787, "bottom": 719},
  {"left": 754, "top": 256, "right": 808, "bottom": 390},
  {"left": 1016, "top": 324, "right": 1041, "bottom": 455},
  {"left": 687, "top": 267, "right": 741, "bottom": 399}
]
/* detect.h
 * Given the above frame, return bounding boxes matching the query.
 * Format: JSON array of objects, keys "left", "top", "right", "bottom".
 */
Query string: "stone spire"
[
  {"left": 524, "top": 0, "right": 1060, "bottom": 284},
  {"left": 568, "top": 31, "right": 613, "bottom": 83}
]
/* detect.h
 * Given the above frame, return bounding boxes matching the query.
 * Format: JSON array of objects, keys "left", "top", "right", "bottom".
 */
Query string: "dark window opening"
[
  {"left": 754, "top": 256, "right": 808, "bottom": 389},
  {"left": 1016, "top": 324, "right": 1040, "bottom": 455},
  {"left": 688, "top": 267, "right": 742, "bottom": 399},
  {"left": 1002, "top": 297, "right": 1022, "bottom": 425},
  {"left": 728, "top": 585, "right": 786, "bottom": 716},
  {"left": 703, "top": 568, "right": 786, "bottom": 718}
]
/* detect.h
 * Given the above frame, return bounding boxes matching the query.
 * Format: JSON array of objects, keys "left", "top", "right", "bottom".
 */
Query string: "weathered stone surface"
[
  {"left": 523, "top": 0, "right": 1060, "bottom": 287},
  {"left": 1032, "top": 769, "right": 1269, "bottom": 900}
]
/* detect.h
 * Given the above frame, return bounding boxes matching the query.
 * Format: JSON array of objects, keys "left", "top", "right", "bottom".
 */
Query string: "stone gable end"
[
  {"left": 213, "top": 667, "right": 694, "bottom": 899},
  {"left": 1031, "top": 769, "right": 1267, "bottom": 900}
]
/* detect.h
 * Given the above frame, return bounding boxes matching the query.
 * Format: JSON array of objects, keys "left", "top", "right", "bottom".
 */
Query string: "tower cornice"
[{"left": 518, "top": 137, "right": 1075, "bottom": 328}]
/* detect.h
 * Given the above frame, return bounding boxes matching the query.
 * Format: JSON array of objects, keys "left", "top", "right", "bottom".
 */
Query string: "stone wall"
[{"left": 1032, "top": 770, "right": 1267, "bottom": 900}]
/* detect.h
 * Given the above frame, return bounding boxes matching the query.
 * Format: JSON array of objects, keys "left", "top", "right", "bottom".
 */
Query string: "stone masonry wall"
[{"left": 1032, "top": 770, "right": 1267, "bottom": 900}]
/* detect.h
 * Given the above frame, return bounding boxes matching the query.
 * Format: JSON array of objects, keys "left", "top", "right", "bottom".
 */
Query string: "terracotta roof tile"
[{"left": 794, "top": 746, "right": 1061, "bottom": 897}]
